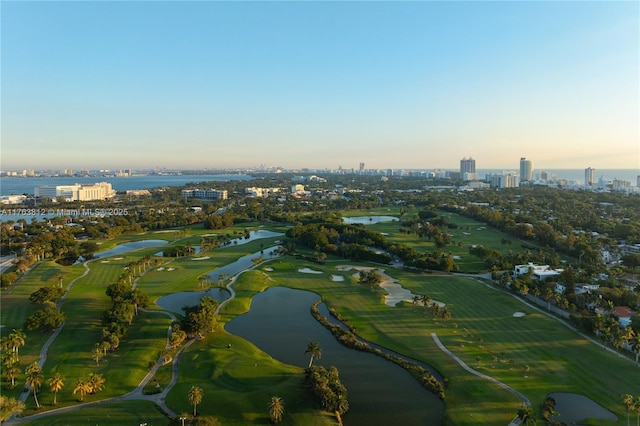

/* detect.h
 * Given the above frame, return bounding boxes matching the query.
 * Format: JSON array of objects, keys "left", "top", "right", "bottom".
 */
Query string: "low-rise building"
[
  {"left": 513, "top": 263, "right": 563, "bottom": 280},
  {"left": 181, "top": 189, "right": 228, "bottom": 200}
]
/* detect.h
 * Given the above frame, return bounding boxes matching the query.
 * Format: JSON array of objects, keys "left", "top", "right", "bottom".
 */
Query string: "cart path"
[
  {"left": 4, "top": 260, "right": 261, "bottom": 424},
  {"left": 431, "top": 332, "right": 531, "bottom": 407}
]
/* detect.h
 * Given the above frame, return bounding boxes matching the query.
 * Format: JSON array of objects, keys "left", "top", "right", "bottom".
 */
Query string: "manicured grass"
[
  {"left": 257, "top": 257, "right": 640, "bottom": 425},
  {"left": 20, "top": 400, "right": 170, "bottom": 425},
  {"left": 166, "top": 330, "right": 333, "bottom": 425}
]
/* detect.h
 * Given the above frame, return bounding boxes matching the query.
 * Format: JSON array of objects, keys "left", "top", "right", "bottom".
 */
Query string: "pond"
[
  {"left": 546, "top": 392, "right": 617, "bottom": 424},
  {"left": 155, "top": 287, "right": 231, "bottom": 314},
  {"left": 205, "top": 246, "right": 281, "bottom": 283},
  {"left": 225, "top": 286, "right": 444, "bottom": 425},
  {"left": 95, "top": 240, "right": 168, "bottom": 258},
  {"left": 220, "top": 230, "right": 284, "bottom": 246},
  {"left": 343, "top": 216, "right": 398, "bottom": 225}
]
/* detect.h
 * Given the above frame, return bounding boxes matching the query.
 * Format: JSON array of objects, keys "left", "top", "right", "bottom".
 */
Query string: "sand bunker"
[
  {"left": 191, "top": 257, "right": 210, "bottom": 261},
  {"left": 513, "top": 312, "right": 526, "bottom": 317},
  {"left": 114, "top": 257, "right": 124, "bottom": 260},
  {"left": 264, "top": 267, "right": 274, "bottom": 271},
  {"left": 298, "top": 268, "right": 322, "bottom": 274},
  {"left": 453, "top": 255, "right": 461, "bottom": 260},
  {"left": 100, "top": 260, "right": 110, "bottom": 263},
  {"left": 337, "top": 265, "right": 418, "bottom": 307},
  {"left": 331, "top": 275, "right": 345, "bottom": 282},
  {"left": 167, "top": 267, "right": 175, "bottom": 271},
  {"left": 157, "top": 267, "right": 165, "bottom": 271},
  {"left": 154, "top": 230, "right": 177, "bottom": 233}
]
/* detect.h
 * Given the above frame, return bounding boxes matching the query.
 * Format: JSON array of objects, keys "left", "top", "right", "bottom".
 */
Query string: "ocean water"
[{"left": 0, "top": 174, "right": 252, "bottom": 196}]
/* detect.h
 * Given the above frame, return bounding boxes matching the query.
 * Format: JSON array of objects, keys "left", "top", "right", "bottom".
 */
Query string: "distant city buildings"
[
  {"left": 519, "top": 157, "right": 533, "bottom": 183},
  {"left": 585, "top": 167, "right": 595, "bottom": 186},
  {"left": 485, "top": 171, "right": 519, "bottom": 188},
  {"left": 34, "top": 182, "right": 115, "bottom": 201}
]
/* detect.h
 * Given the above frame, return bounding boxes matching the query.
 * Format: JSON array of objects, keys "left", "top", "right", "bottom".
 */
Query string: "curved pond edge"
[{"left": 310, "top": 301, "right": 446, "bottom": 400}]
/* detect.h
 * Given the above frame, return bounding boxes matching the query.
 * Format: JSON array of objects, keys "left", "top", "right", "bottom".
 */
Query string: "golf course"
[{"left": 2, "top": 214, "right": 639, "bottom": 425}]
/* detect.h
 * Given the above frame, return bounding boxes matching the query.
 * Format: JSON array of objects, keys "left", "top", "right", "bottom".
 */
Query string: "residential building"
[
  {"left": 460, "top": 157, "right": 477, "bottom": 181},
  {"left": 585, "top": 167, "right": 595, "bottom": 186},
  {"left": 513, "top": 263, "right": 562, "bottom": 280},
  {"left": 181, "top": 189, "right": 228, "bottom": 200},
  {"left": 519, "top": 157, "right": 533, "bottom": 183},
  {"left": 486, "top": 172, "right": 519, "bottom": 188}
]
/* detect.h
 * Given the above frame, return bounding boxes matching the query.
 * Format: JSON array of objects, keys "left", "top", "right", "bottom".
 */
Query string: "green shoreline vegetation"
[{"left": 1, "top": 179, "right": 640, "bottom": 425}]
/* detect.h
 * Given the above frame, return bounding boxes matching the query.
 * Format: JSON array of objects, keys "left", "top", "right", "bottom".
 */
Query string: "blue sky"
[{"left": 1, "top": 1, "right": 638, "bottom": 171}]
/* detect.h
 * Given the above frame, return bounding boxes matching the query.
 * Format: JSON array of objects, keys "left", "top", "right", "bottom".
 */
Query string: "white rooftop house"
[{"left": 513, "top": 263, "right": 563, "bottom": 280}]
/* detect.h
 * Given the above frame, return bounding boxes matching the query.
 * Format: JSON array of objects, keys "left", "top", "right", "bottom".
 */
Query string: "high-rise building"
[
  {"left": 585, "top": 167, "right": 595, "bottom": 186},
  {"left": 460, "top": 157, "right": 477, "bottom": 181},
  {"left": 519, "top": 157, "right": 533, "bottom": 183}
]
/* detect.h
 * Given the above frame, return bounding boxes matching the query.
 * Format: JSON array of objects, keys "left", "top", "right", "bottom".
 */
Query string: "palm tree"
[
  {"left": 48, "top": 373, "right": 64, "bottom": 405},
  {"left": 90, "top": 344, "right": 104, "bottom": 366},
  {"left": 0, "top": 396, "right": 25, "bottom": 422},
  {"left": 305, "top": 341, "right": 322, "bottom": 368},
  {"left": 517, "top": 404, "right": 536, "bottom": 425},
  {"left": 7, "top": 329, "right": 26, "bottom": 355},
  {"left": 334, "top": 395, "right": 349, "bottom": 426},
  {"left": 73, "top": 378, "right": 91, "bottom": 402},
  {"left": 55, "top": 272, "right": 64, "bottom": 288},
  {"left": 24, "top": 362, "right": 43, "bottom": 409},
  {"left": 4, "top": 363, "right": 20, "bottom": 389},
  {"left": 188, "top": 386, "right": 203, "bottom": 416},
  {"left": 635, "top": 395, "right": 640, "bottom": 426},
  {"left": 268, "top": 396, "right": 285, "bottom": 424},
  {"left": 622, "top": 394, "right": 636, "bottom": 426}
]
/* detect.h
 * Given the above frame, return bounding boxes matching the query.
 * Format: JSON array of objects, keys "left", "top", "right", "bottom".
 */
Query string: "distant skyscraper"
[
  {"left": 519, "top": 157, "right": 533, "bottom": 182},
  {"left": 359, "top": 162, "right": 365, "bottom": 174},
  {"left": 460, "top": 157, "right": 477, "bottom": 181},
  {"left": 585, "top": 167, "right": 595, "bottom": 186}
]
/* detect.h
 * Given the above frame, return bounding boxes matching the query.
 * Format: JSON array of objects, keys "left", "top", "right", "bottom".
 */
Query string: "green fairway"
[{"left": 20, "top": 400, "right": 170, "bottom": 425}]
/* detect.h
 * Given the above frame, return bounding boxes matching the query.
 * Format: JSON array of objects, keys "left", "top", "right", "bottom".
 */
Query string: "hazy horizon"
[{"left": 2, "top": 1, "right": 638, "bottom": 171}]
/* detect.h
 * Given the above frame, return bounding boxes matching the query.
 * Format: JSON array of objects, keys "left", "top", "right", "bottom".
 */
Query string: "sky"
[{"left": 1, "top": 1, "right": 638, "bottom": 172}]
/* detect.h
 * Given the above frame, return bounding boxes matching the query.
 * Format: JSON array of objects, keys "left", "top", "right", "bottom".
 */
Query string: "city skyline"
[{"left": 2, "top": 1, "right": 638, "bottom": 171}]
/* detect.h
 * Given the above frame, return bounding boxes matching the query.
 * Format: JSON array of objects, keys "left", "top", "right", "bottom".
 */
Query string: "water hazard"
[{"left": 225, "top": 286, "right": 444, "bottom": 425}]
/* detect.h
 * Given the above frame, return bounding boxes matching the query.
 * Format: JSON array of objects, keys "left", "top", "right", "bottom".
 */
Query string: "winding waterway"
[{"left": 225, "top": 286, "right": 444, "bottom": 425}]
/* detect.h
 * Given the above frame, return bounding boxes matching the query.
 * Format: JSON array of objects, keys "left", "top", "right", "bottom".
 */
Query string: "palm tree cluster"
[
  {"left": 72, "top": 373, "right": 105, "bottom": 402},
  {"left": 305, "top": 366, "right": 349, "bottom": 426},
  {"left": 1, "top": 329, "right": 26, "bottom": 389},
  {"left": 412, "top": 294, "right": 452, "bottom": 322}
]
